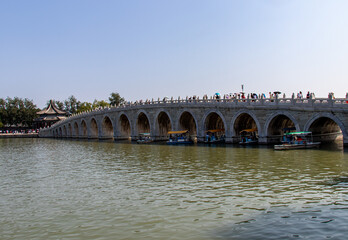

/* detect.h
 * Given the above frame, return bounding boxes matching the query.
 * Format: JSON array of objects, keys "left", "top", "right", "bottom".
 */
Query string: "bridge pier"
[
  {"left": 114, "top": 136, "right": 131, "bottom": 141},
  {"left": 344, "top": 136, "right": 348, "bottom": 148},
  {"left": 257, "top": 136, "right": 268, "bottom": 145}
]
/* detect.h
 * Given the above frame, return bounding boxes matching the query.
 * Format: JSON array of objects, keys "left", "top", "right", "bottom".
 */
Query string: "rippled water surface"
[{"left": 1, "top": 139, "right": 348, "bottom": 239}]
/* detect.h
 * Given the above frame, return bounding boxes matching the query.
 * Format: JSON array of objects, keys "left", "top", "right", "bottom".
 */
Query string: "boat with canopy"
[
  {"left": 167, "top": 130, "right": 193, "bottom": 145},
  {"left": 274, "top": 131, "right": 320, "bottom": 150},
  {"left": 204, "top": 129, "right": 225, "bottom": 144},
  {"left": 239, "top": 128, "right": 258, "bottom": 145},
  {"left": 137, "top": 133, "right": 153, "bottom": 144}
]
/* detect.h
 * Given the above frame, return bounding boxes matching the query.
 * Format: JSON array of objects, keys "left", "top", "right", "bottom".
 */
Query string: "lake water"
[{"left": 1, "top": 138, "right": 348, "bottom": 240}]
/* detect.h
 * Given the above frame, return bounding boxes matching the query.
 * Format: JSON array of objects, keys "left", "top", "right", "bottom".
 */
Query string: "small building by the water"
[{"left": 34, "top": 100, "right": 68, "bottom": 128}]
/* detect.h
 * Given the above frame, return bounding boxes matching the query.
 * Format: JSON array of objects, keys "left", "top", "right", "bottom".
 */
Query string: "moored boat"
[
  {"left": 137, "top": 133, "right": 153, "bottom": 144},
  {"left": 239, "top": 128, "right": 258, "bottom": 145},
  {"left": 274, "top": 131, "right": 320, "bottom": 150},
  {"left": 204, "top": 129, "right": 225, "bottom": 144},
  {"left": 167, "top": 130, "right": 193, "bottom": 145}
]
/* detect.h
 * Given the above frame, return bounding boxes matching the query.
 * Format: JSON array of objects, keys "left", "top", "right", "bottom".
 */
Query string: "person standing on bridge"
[{"left": 297, "top": 91, "right": 303, "bottom": 99}]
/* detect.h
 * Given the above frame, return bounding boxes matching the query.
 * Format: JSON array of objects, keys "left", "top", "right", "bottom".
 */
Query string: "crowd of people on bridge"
[{"left": 122, "top": 90, "right": 346, "bottom": 106}]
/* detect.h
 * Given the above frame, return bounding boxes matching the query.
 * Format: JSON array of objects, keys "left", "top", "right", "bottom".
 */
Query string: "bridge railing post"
[
  {"left": 260, "top": 94, "right": 264, "bottom": 105},
  {"left": 291, "top": 93, "right": 296, "bottom": 105},
  {"left": 275, "top": 94, "right": 279, "bottom": 105},
  {"left": 328, "top": 93, "right": 334, "bottom": 107}
]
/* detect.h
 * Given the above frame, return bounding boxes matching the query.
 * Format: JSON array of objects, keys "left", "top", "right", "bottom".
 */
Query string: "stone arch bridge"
[{"left": 39, "top": 96, "right": 348, "bottom": 146}]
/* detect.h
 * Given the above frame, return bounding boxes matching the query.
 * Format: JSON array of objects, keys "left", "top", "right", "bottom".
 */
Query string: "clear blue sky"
[{"left": 1, "top": 0, "right": 348, "bottom": 108}]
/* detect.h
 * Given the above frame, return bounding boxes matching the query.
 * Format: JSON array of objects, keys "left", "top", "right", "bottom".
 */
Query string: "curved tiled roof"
[{"left": 37, "top": 100, "right": 67, "bottom": 115}]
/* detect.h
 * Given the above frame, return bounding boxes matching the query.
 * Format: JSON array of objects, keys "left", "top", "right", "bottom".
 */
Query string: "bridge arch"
[
  {"left": 101, "top": 115, "right": 114, "bottom": 139},
  {"left": 136, "top": 110, "right": 151, "bottom": 137},
  {"left": 202, "top": 110, "right": 227, "bottom": 138},
  {"left": 177, "top": 110, "right": 198, "bottom": 137},
  {"left": 231, "top": 110, "right": 261, "bottom": 141},
  {"left": 68, "top": 123, "right": 72, "bottom": 137},
  {"left": 81, "top": 120, "right": 88, "bottom": 138},
  {"left": 118, "top": 113, "right": 131, "bottom": 140},
  {"left": 90, "top": 118, "right": 99, "bottom": 139},
  {"left": 304, "top": 113, "right": 347, "bottom": 142},
  {"left": 155, "top": 110, "right": 172, "bottom": 140},
  {"left": 63, "top": 125, "right": 67, "bottom": 137},
  {"left": 58, "top": 127, "right": 62, "bottom": 137},
  {"left": 264, "top": 111, "right": 300, "bottom": 143},
  {"left": 73, "top": 121, "right": 79, "bottom": 137}
]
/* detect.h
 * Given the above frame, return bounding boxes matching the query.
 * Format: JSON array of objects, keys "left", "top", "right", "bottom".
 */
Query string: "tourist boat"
[
  {"left": 274, "top": 131, "right": 320, "bottom": 150},
  {"left": 204, "top": 129, "right": 225, "bottom": 144},
  {"left": 167, "top": 130, "right": 193, "bottom": 145},
  {"left": 137, "top": 133, "right": 153, "bottom": 144},
  {"left": 239, "top": 128, "right": 258, "bottom": 145}
]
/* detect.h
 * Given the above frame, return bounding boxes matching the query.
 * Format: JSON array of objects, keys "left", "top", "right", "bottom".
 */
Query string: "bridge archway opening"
[
  {"left": 74, "top": 122, "right": 79, "bottom": 137},
  {"left": 58, "top": 128, "right": 62, "bottom": 137},
  {"left": 90, "top": 118, "right": 98, "bottom": 138},
  {"left": 308, "top": 117, "right": 342, "bottom": 143},
  {"left": 68, "top": 124, "right": 72, "bottom": 137},
  {"left": 204, "top": 112, "right": 225, "bottom": 138},
  {"left": 137, "top": 112, "right": 150, "bottom": 135},
  {"left": 101, "top": 116, "right": 114, "bottom": 139},
  {"left": 179, "top": 111, "right": 197, "bottom": 137},
  {"left": 233, "top": 113, "right": 258, "bottom": 139},
  {"left": 63, "top": 126, "right": 67, "bottom": 137},
  {"left": 267, "top": 114, "right": 295, "bottom": 143},
  {"left": 81, "top": 120, "right": 87, "bottom": 138},
  {"left": 157, "top": 112, "right": 172, "bottom": 140},
  {"left": 119, "top": 114, "right": 131, "bottom": 140}
]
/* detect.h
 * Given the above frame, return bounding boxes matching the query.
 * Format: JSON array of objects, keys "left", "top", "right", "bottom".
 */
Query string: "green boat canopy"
[{"left": 285, "top": 131, "right": 312, "bottom": 135}]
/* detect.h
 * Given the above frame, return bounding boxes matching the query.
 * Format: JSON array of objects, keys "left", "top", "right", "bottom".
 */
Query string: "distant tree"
[
  {"left": 0, "top": 98, "right": 7, "bottom": 125},
  {"left": 77, "top": 102, "right": 93, "bottom": 113},
  {"left": 64, "top": 95, "right": 81, "bottom": 115},
  {"left": 23, "top": 98, "right": 39, "bottom": 126},
  {"left": 5, "top": 97, "right": 19, "bottom": 125},
  {"left": 108, "top": 92, "right": 125, "bottom": 106},
  {"left": 92, "top": 99, "right": 110, "bottom": 109},
  {"left": 0, "top": 97, "right": 38, "bottom": 127},
  {"left": 55, "top": 100, "right": 64, "bottom": 111}
]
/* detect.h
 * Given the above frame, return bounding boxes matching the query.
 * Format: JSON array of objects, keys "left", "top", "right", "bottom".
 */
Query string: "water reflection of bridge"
[{"left": 39, "top": 96, "right": 348, "bottom": 146}]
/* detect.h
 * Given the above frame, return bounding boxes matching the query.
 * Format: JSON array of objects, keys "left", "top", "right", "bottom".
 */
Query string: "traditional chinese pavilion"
[{"left": 34, "top": 100, "right": 68, "bottom": 128}]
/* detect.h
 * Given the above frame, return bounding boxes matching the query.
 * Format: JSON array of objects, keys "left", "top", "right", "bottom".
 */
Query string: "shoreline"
[{"left": 0, "top": 133, "right": 39, "bottom": 138}]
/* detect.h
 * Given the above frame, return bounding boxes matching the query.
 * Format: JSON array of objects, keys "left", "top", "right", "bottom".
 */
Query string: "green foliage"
[
  {"left": 0, "top": 97, "right": 39, "bottom": 127},
  {"left": 92, "top": 99, "right": 110, "bottom": 109},
  {"left": 109, "top": 92, "right": 125, "bottom": 106},
  {"left": 77, "top": 102, "right": 92, "bottom": 113},
  {"left": 0, "top": 92, "right": 126, "bottom": 127},
  {"left": 63, "top": 95, "right": 80, "bottom": 115}
]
